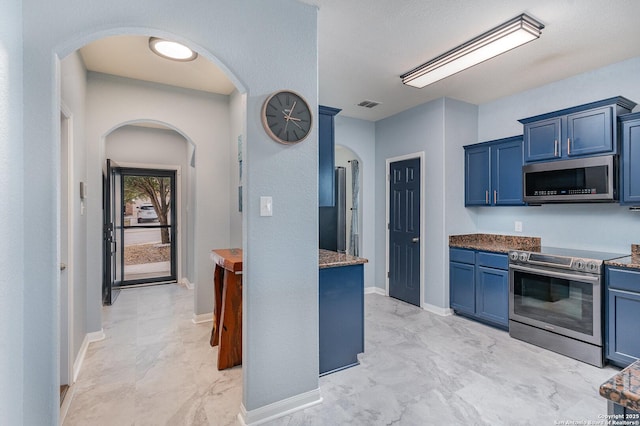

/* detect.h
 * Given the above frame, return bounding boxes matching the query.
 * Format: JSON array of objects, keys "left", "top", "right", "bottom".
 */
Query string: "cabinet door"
[
  {"left": 319, "top": 265, "right": 364, "bottom": 375},
  {"left": 475, "top": 266, "right": 509, "bottom": 328},
  {"left": 607, "top": 288, "right": 640, "bottom": 367},
  {"left": 524, "top": 117, "right": 562, "bottom": 162},
  {"left": 492, "top": 139, "right": 524, "bottom": 205},
  {"left": 450, "top": 261, "right": 475, "bottom": 315},
  {"left": 465, "top": 145, "right": 490, "bottom": 206},
  {"left": 621, "top": 118, "right": 640, "bottom": 204},
  {"left": 567, "top": 106, "right": 613, "bottom": 157}
]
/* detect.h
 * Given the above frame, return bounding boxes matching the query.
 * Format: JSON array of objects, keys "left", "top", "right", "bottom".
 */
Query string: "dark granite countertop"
[
  {"left": 449, "top": 233, "right": 541, "bottom": 254},
  {"left": 600, "top": 360, "right": 640, "bottom": 412},
  {"left": 605, "top": 244, "right": 640, "bottom": 270},
  {"left": 319, "top": 249, "right": 368, "bottom": 269}
]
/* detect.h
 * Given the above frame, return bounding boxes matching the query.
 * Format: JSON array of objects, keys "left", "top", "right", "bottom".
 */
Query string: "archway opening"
[
  {"left": 335, "top": 145, "right": 363, "bottom": 256},
  {"left": 58, "top": 32, "right": 246, "bottom": 424}
]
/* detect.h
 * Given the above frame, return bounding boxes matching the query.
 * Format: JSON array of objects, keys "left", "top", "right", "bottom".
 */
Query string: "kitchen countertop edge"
[
  {"left": 599, "top": 360, "right": 640, "bottom": 412},
  {"left": 449, "top": 233, "right": 542, "bottom": 254},
  {"left": 319, "top": 249, "right": 368, "bottom": 269}
]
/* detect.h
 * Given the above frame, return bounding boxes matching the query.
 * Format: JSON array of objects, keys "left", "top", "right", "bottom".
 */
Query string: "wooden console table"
[{"left": 209, "top": 248, "right": 243, "bottom": 370}]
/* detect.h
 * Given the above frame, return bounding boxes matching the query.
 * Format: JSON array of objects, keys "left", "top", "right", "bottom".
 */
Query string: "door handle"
[
  {"left": 554, "top": 140, "right": 559, "bottom": 157},
  {"left": 485, "top": 190, "right": 489, "bottom": 204},
  {"left": 494, "top": 190, "right": 497, "bottom": 204},
  {"left": 567, "top": 138, "right": 571, "bottom": 155},
  {"left": 60, "top": 263, "right": 67, "bottom": 271},
  {"left": 412, "top": 237, "right": 420, "bottom": 243}
]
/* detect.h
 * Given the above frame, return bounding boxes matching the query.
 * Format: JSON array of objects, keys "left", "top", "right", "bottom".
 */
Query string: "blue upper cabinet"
[
  {"left": 523, "top": 117, "right": 562, "bottom": 162},
  {"left": 492, "top": 139, "right": 525, "bottom": 205},
  {"left": 619, "top": 112, "right": 640, "bottom": 205},
  {"left": 519, "top": 97, "right": 636, "bottom": 163},
  {"left": 465, "top": 145, "right": 491, "bottom": 205},
  {"left": 465, "top": 135, "right": 524, "bottom": 206},
  {"left": 318, "top": 105, "right": 341, "bottom": 207}
]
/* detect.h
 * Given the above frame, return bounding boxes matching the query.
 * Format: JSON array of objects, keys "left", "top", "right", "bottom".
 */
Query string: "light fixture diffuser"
[
  {"left": 149, "top": 37, "right": 198, "bottom": 62},
  {"left": 401, "top": 14, "right": 544, "bottom": 88}
]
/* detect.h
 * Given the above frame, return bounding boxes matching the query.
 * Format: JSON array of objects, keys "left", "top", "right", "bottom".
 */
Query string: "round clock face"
[{"left": 262, "top": 90, "right": 313, "bottom": 144}]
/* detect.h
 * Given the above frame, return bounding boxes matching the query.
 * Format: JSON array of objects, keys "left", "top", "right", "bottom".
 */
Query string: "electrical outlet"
[{"left": 514, "top": 221, "right": 523, "bottom": 232}]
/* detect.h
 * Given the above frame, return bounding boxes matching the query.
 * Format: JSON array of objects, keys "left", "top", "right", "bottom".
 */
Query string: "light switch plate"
[
  {"left": 514, "top": 221, "right": 523, "bottom": 232},
  {"left": 260, "top": 196, "right": 273, "bottom": 217}
]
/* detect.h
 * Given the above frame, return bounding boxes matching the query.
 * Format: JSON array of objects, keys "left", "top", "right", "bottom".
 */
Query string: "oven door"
[{"left": 509, "top": 264, "right": 602, "bottom": 345}]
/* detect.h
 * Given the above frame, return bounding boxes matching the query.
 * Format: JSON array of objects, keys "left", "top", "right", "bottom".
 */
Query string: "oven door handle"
[{"left": 509, "top": 264, "right": 600, "bottom": 283}]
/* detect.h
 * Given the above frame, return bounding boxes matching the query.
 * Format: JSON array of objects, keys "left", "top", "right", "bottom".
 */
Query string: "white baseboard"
[
  {"left": 179, "top": 277, "right": 194, "bottom": 290},
  {"left": 192, "top": 312, "right": 213, "bottom": 324},
  {"left": 59, "top": 381, "right": 76, "bottom": 425},
  {"left": 422, "top": 303, "right": 453, "bottom": 316},
  {"left": 237, "top": 388, "right": 322, "bottom": 425},
  {"left": 73, "top": 329, "right": 104, "bottom": 382},
  {"left": 364, "top": 286, "right": 386, "bottom": 296}
]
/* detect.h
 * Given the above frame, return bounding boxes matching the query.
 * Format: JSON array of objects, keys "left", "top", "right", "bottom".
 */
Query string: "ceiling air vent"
[{"left": 357, "top": 100, "right": 380, "bottom": 108}]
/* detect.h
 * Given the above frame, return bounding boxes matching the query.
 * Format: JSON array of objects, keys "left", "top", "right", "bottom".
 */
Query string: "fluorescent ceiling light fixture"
[
  {"left": 401, "top": 13, "right": 544, "bottom": 88},
  {"left": 149, "top": 37, "right": 198, "bottom": 61}
]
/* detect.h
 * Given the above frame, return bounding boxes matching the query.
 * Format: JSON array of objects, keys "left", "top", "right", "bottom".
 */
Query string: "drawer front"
[
  {"left": 607, "top": 267, "right": 640, "bottom": 292},
  {"left": 450, "top": 248, "right": 475, "bottom": 264},
  {"left": 477, "top": 251, "right": 509, "bottom": 270}
]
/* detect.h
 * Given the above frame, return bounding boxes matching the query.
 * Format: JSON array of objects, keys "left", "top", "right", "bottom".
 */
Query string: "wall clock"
[{"left": 261, "top": 90, "right": 313, "bottom": 144}]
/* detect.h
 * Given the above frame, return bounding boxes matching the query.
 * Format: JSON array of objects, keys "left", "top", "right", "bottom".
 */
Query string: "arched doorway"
[
  {"left": 58, "top": 32, "right": 246, "bottom": 422},
  {"left": 335, "top": 145, "right": 363, "bottom": 256}
]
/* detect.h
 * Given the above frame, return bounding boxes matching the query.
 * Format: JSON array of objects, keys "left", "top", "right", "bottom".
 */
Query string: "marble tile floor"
[
  {"left": 64, "top": 284, "right": 620, "bottom": 426},
  {"left": 63, "top": 284, "right": 242, "bottom": 426}
]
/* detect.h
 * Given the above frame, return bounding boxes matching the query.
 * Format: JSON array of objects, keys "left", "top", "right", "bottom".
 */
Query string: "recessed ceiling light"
[{"left": 149, "top": 37, "right": 198, "bottom": 62}]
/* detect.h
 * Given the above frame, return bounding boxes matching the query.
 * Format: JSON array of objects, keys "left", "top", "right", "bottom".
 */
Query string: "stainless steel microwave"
[{"left": 522, "top": 155, "right": 617, "bottom": 203}]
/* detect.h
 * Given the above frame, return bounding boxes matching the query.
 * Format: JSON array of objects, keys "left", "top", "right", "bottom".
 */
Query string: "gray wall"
[
  {"left": 60, "top": 52, "right": 89, "bottom": 364},
  {"left": 374, "top": 98, "right": 478, "bottom": 309},
  {"left": 20, "top": 0, "right": 319, "bottom": 422},
  {"left": 0, "top": 0, "right": 24, "bottom": 423},
  {"left": 476, "top": 56, "right": 640, "bottom": 253},
  {"left": 229, "top": 90, "right": 246, "bottom": 248}
]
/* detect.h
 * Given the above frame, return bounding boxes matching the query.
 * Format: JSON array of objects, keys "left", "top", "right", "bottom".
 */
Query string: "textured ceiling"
[{"left": 80, "top": 1, "right": 640, "bottom": 122}]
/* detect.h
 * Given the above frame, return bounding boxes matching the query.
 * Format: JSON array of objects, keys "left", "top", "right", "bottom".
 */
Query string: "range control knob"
[
  {"left": 574, "top": 259, "right": 586, "bottom": 270},
  {"left": 518, "top": 253, "right": 528, "bottom": 262},
  {"left": 509, "top": 252, "right": 519, "bottom": 261},
  {"left": 586, "top": 261, "right": 599, "bottom": 273}
]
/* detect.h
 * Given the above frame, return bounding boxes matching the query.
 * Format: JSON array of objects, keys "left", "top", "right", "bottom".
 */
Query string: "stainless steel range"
[{"left": 508, "top": 247, "right": 627, "bottom": 367}]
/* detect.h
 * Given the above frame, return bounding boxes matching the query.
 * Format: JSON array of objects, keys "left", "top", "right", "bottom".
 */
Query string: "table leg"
[
  {"left": 217, "top": 271, "right": 243, "bottom": 370},
  {"left": 210, "top": 264, "right": 224, "bottom": 347}
]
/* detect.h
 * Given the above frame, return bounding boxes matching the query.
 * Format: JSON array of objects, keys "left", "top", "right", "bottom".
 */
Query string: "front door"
[
  {"left": 388, "top": 158, "right": 421, "bottom": 306},
  {"left": 120, "top": 168, "right": 177, "bottom": 286},
  {"left": 103, "top": 158, "right": 123, "bottom": 305}
]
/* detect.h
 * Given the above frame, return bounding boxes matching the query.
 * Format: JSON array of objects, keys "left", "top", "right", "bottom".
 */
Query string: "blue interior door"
[{"left": 389, "top": 158, "right": 421, "bottom": 307}]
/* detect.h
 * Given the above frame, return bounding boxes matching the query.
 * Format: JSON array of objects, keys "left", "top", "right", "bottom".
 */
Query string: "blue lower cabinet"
[
  {"left": 476, "top": 266, "right": 509, "bottom": 326},
  {"left": 449, "top": 248, "right": 509, "bottom": 330},
  {"left": 450, "top": 261, "right": 476, "bottom": 315},
  {"left": 606, "top": 267, "right": 640, "bottom": 367},
  {"left": 319, "top": 264, "right": 364, "bottom": 376}
]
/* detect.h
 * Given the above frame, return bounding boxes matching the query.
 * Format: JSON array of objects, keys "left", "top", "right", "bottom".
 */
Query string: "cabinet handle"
[
  {"left": 494, "top": 190, "right": 497, "bottom": 204},
  {"left": 554, "top": 140, "right": 559, "bottom": 157},
  {"left": 485, "top": 190, "right": 489, "bottom": 204},
  {"left": 567, "top": 138, "right": 571, "bottom": 155}
]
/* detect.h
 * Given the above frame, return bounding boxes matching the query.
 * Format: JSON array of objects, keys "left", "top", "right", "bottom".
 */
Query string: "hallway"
[{"left": 63, "top": 284, "right": 241, "bottom": 425}]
